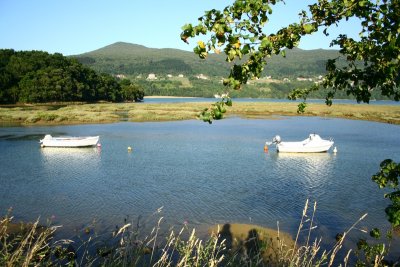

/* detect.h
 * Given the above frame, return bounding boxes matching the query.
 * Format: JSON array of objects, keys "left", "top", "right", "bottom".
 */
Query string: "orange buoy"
[{"left": 264, "top": 144, "right": 268, "bottom": 152}]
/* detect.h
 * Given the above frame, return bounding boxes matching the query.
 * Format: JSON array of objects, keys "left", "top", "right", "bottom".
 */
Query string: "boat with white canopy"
[{"left": 268, "top": 134, "right": 334, "bottom": 153}]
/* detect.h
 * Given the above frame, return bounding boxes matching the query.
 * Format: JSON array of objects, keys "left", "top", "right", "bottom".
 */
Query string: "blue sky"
[{"left": 0, "top": 0, "right": 360, "bottom": 55}]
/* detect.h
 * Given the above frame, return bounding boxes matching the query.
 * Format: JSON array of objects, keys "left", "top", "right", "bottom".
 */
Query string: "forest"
[
  {"left": 0, "top": 49, "right": 143, "bottom": 104},
  {"left": 0, "top": 46, "right": 391, "bottom": 104}
]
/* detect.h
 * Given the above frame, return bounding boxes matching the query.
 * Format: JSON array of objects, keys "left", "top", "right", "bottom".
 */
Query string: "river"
[{"left": 0, "top": 116, "right": 399, "bottom": 258}]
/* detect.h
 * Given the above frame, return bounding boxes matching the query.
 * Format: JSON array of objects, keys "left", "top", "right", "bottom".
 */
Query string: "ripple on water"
[{"left": 0, "top": 118, "right": 399, "bottom": 256}]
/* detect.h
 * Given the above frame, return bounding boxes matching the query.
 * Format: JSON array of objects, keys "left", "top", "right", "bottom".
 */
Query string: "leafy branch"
[
  {"left": 182, "top": 0, "right": 400, "bottom": 116},
  {"left": 198, "top": 96, "right": 232, "bottom": 124}
]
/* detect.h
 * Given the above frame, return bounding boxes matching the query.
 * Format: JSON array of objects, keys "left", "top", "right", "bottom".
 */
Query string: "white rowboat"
[
  {"left": 270, "top": 134, "right": 334, "bottom": 153},
  {"left": 40, "top": 135, "right": 99, "bottom": 148}
]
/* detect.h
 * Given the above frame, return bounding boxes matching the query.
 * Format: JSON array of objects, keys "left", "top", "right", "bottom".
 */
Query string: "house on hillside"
[
  {"left": 147, "top": 73, "right": 157, "bottom": 80},
  {"left": 297, "top": 77, "right": 313, "bottom": 82},
  {"left": 196, "top": 74, "right": 208, "bottom": 80},
  {"left": 115, "top": 74, "right": 126, "bottom": 79}
]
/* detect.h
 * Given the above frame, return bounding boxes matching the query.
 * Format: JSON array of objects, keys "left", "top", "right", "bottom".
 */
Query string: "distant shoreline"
[
  {"left": 144, "top": 96, "right": 199, "bottom": 99},
  {"left": 1, "top": 102, "right": 400, "bottom": 126}
]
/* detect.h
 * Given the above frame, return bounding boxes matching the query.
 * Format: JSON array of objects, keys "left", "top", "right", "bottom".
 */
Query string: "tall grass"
[
  {"left": 1, "top": 201, "right": 397, "bottom": 266},
  {"left": 0, "top": 213, "right": 59, "bottom": 266}
]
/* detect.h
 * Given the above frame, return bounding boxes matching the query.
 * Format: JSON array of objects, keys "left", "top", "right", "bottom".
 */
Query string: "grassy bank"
[
  {"left": 2, "top": 200, "right": 398, "bottom": 266},
  {"left": 0, "top": 102, "right": 400, "bottom": 126}
]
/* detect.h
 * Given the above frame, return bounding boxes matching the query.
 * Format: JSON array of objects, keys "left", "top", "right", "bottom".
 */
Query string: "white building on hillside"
[
  {"left": 147, "top": 73, "right": 157, "bottom": 80},
  {"left": 196, "top": 74, "right": 208, "bottom": 80}
]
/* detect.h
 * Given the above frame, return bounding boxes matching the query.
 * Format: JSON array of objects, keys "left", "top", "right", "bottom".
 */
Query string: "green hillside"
[
  {"left": 74, "top": 42, "right": 375, "bottom": 100},
  {"left": 74, "top": 42, "right": 340, "bottom": 79},
  {"left": 75, "top": 42, "right": 230, "bottom": 77}
]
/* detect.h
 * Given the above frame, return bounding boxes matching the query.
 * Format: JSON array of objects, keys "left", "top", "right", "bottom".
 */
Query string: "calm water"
[{"left": 1, "top": 117, "right": 399, "bottom": 256}]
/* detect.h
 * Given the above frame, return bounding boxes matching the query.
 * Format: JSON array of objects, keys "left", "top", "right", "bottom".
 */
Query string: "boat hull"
[
  {"left": 273, "top": 134, "right": 334, "bottom": 153},
  {"left": 40, "top": 135, "right": 99, "bottom": 147},
  {"left": 277, "top": 141, "right": 334, "bottom": 153}
]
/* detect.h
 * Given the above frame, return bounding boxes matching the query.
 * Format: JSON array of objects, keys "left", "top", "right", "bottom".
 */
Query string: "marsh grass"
[
  {"left": 0, "top": 213, "right": 59, "bottom": 266},
  {"left": 2, "top": 200, "right": 395, "bottom": 266},
  {"left": 1, "top": 102, "right": 399, "bottom": 125}
]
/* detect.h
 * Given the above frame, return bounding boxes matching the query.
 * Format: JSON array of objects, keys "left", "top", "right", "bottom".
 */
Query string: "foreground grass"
[
  {"left": 0, "top": 101, "right": 399, "bottom": 125},
  {"left": 2, "top": 200, "right": 398, "bottom": 266}
]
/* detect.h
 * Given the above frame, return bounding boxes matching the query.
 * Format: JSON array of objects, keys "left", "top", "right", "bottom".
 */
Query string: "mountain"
[
  {"left": 74, "top": 42, "right": 341, "bottom": 79},
  {"left": 74, "top": 42, "right": 230, "bottom": 77}
]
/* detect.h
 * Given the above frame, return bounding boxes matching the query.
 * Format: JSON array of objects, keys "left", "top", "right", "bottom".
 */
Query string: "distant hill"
[
  {"left": 74, "top": 42, "right": 341, "bottom": 79},
  {"left": 74, "top": 42, "right": 230, "bottom": 77}
]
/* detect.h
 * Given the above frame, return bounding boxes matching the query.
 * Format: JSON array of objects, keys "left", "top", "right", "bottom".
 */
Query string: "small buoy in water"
[
  {"left": 97, "top": 143, "right": 102, "bottom": 147},
  {"left": 264, "top": 144, "right": 269, "bottom": 152},
  {"left": 128, "top": 146, "right": 132, "bottom": 152},
  {"left": 333, "top": 146, "right": 337, "bottom": 153}
]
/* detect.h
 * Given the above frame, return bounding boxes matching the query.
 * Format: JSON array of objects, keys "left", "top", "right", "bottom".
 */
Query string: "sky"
[{"left": 0, "top": 0, "right": 361, "bottom": 56}]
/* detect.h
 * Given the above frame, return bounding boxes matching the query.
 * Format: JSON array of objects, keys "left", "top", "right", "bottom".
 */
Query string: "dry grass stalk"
[
  {"left": 0, "top": 216, "right": 59, "bottom": 267},
  {"left": 327, "top": 213, "right": 368, "bottom": 267},
  {"left": 0, "top": 202, "right": 394, "bottom": 266}
]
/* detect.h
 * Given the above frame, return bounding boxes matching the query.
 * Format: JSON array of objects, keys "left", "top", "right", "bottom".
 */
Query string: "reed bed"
[
  {"left": 1, "top": 101, "right": 399, "bottom": 125},
  {"left": 2, "top": 200, "right": 396, "bottom": 266}
]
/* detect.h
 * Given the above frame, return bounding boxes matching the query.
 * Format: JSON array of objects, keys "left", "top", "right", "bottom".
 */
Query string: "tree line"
[{"left": 0, "top": 49, "right": 144, "bottom": 104}]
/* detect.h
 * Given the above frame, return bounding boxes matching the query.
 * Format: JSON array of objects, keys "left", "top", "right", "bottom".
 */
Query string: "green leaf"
[
  {"left": 297, "top": 102, "right": 307, "bottom": 113},
  {"left": 359, "top": 0, "right": 367, "bottom": 7},
  {"left": 199, "top": 51, "right": 208, "bottom": 59},
  {"left": 303, "top": 24, "right": 315, "bottom": 34},
  {"left": 260, "top": 37, "right": 272, "bottom": 50},
  {"left": 370, "top": 228, "right": 381, "bottom": 239},
  {"left": 242, "top": 44, "right": 251, "bottom": 54},
  {"left": 227, "top": 49, "right": 236, "bottom": 62}
]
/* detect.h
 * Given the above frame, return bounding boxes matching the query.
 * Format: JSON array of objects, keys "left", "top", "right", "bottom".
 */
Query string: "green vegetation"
[
  {"left": 1, "top": 102, "right": 400, "bottom": 126},
  {"left": 179, "top": 0, "right": 400, "bottom": 264},
  {"left": 72, "top": 42, "right": 363, "bottom": 100},
  {"left": 74, "top": 42, "right": 343, "bottom": 81},
  {"left": 372, "top": 160, "right": 400, "bottom": 227},
  {"left": 1, "top": 46, "right": 360, "bottom": 104},
  {"left": 2, "top": 198, "right": 397, "bottom": 266},
  {"left": 0, "top": 50, "right": 144, "bottom": 104},
  {"left": 1, "top": 0, "right": 400, "bottom": 265},
  {"left": 183, "top": 0, "right": 399, "bottom": 117}
]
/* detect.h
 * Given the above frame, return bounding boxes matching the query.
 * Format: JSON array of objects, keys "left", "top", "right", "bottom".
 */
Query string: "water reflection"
[
  {"left": 40, "top": 147, "right": 101, "bottom": 170},
  {"left": 269, "top": 152, "right": 336, "bottom": 189}
]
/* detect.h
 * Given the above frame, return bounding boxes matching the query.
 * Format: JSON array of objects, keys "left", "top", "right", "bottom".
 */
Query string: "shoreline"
[
  {"left": 1, "top": 101, "right": 400, "bottom": 126},
  {"left": 144, "top": 96, "right": 199, "bottom": 99}
]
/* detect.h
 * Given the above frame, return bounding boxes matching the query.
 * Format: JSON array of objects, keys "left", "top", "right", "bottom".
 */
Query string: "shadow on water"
[
  {"left": 0, "top": 133, "right": 68, "bottom": 141},
  {"left": 0, "top": 134, "right": 47, "bottom": 141}
]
